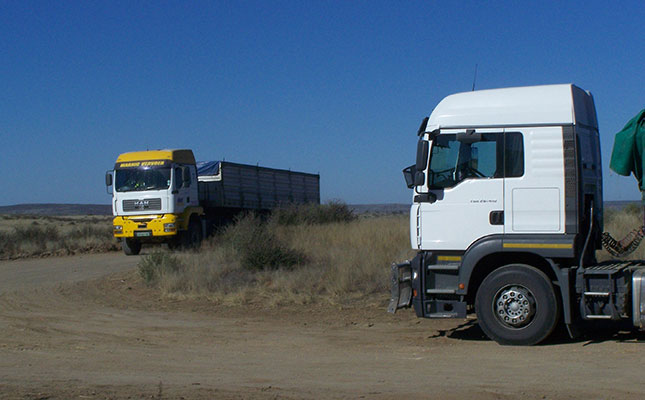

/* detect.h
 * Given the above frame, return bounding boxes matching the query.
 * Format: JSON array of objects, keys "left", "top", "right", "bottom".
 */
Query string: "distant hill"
[
  {"left": 0, "top": 201, "right": 639, "bottom": 216},
  {"left": 0, "top": 204, "right": 112, "bottom": 216}
]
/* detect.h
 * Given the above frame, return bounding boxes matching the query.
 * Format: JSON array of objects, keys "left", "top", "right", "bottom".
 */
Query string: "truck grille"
[{"left": 122, "top": 198, "right": 162, "bottom": 212}]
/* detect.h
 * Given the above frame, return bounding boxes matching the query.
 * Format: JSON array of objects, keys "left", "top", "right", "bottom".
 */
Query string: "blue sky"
[{"left": 1, "top": 1, "right": 644, "bottom": 206}]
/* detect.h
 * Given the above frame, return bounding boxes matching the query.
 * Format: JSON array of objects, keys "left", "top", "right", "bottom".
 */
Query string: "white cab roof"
[{"left": 425, "top": 84, "right": 598, "bottom": 132}]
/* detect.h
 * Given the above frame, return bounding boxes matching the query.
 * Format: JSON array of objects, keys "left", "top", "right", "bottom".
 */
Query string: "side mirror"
[
  {"left": 415, "top": 140, "right": 429, "bottom": 171},
  {"left": 403, "top": 165, "right": 416, "bottom": 188},
  {"left": 403, "top": 165, "right": 426, "bottom": 188},
  {"left": 105, "top": 171, "right": 113, "bottom": 195},
  {"left": 414, "top": 171, "right": 425, "bottom": 186}
]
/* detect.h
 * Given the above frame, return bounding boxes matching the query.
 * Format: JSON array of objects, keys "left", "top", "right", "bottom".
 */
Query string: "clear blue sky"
[{"left": 1, "top": 1, "right": 644, "bottom": 206}]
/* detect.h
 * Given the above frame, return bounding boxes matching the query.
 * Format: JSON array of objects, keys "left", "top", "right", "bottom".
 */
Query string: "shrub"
[
  {"left": 0, "top": 215, "right": 117, "bottom": 259},
  {"left": 13, "top": 225, "right": 60, "bottom": 247},
  {"left": 0, "top": 231, "right": 15, "bottom": 257},
  {"left": 221, "top": 213, "right": 307, "bottom": 270},
  {"left": 145, "top": 214, "right": 414, "bottom": 306},
  {"left": 270, "top": 201, "right": 356, "bottom": 226},
  {"left": 138, "top": 251, "right": 185, "bottom": 284}
]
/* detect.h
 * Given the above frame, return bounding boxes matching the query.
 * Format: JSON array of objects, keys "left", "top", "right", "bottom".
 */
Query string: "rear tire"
[
  {"left": 475, "top": 264, "right": 559, "bottom": 345},
  {"left": 122, "top": 238, "right": 141, "bottom": 256},
  {"left": 181, "top": 219, "right": 203, "bottom": 249}
]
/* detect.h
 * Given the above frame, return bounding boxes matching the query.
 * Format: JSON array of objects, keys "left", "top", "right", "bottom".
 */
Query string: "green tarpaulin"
[{"left": 609, "top": 109, "right": 645, "bottom": 192}]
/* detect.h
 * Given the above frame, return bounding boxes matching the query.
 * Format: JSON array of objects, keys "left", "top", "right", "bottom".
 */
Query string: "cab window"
[
  {"left": 427, "top": 132, "right": 523, "bottom": 188},
  {"left": 174, "top": 167, "right": 183, "bottom": 189}
]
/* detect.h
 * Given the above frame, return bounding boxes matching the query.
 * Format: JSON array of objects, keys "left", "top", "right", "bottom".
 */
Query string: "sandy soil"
[{"left": 0, "top": 253, "right": 643, "bottom": 399}]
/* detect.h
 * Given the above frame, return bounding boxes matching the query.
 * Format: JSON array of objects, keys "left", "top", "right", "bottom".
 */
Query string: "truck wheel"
[
  {"left": 166, "top": 238, "right": 180, "bottom": 251},
  {"left": 122, "top": 238, "right": 141, "bottom": 256},
  {"left": 181, "top": 219, "right": 203, "bottom": 249},
  {"left": 475, "top": 264, "right": 559, "bottom": 345}
]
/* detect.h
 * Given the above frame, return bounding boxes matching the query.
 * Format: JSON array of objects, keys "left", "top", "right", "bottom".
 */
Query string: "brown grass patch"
[
  {"left": 139, "top": 213, "right": 414, "bottom": 306},
  {"left": 139, "top": 204, "right": 645, "bottom": 307},
  {"left": 0, "top": 215, "right": 118, "bottom": 260}
]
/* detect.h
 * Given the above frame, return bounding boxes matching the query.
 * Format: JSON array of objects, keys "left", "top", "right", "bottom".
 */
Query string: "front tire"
[
  {"left": 122, "top": 238, "right": 141, "bottom": 256},
  {"left": 475, "top": 264, "right": 559, "bottom": 345}
]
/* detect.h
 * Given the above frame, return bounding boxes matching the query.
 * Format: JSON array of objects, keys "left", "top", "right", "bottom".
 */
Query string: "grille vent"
[{"left": 122, "top": 198, "right": 162, "bottom": 212}]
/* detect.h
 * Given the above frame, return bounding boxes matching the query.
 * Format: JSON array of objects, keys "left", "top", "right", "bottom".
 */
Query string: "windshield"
[
  {"left": 115, "top": 167, "right": 171, "bottom": 192},
  {"left": 427, "top": 133, "right": 523, "bottom": 188}
]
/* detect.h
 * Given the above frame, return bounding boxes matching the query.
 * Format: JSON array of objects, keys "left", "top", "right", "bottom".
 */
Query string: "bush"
[
  {"left": 13, "top": 225, "right": 60, "bottom": 247},
  {"left": 270, "top": 201, "right": 356, "bottom": 226},
  {"left": 147, "top": 214, "right": 414, "bottom": 305},
  {"left": 138, "top": 251, "right": 185, "bottom": 284},
  {"left": 0, "top": 215, "right": 117, "bottom": 259},
  {"left": 222, "top": 213, "right": 307, "bottom": 270},
  {"left": 0, "top": 231, "right": 15, "bottom": 257}
]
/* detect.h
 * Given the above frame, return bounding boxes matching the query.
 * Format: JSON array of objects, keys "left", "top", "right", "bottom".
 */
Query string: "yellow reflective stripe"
[
  {"left": 437, "top": 255, "right": 462, "bottom": 261},
  {"left": 503, "top": 243, "right": 573, "bottom": 249}
]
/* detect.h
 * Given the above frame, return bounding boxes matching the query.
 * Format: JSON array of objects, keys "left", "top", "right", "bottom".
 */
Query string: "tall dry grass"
[
  {"left": 0, "top": 215, "right": 118, "bottom": 259},
  {"left": 139, "top": 212, "right": 414, "bottom": 306},
  {"left": 140, "top": 203, "right": 645, "bottom": 306}
]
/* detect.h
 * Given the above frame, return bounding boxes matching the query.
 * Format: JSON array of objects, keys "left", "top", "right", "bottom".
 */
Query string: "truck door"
[
  {"left": 173, "top": 165, "right": 193, "bottom": 213},
  {"left": 418, "top": 131, "right": 505, "bottom": 251}
]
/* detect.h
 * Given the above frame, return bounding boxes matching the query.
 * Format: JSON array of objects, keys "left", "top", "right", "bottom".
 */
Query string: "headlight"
[
  {"left": 164, "top": 223, "right": 176, "bottom": 232},
  {"left": 114, "top": 225, "right": 123, "bottom": 231}
]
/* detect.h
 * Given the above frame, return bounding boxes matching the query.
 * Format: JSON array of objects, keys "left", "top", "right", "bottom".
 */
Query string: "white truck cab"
[
  {"left": 390, "top": 85, "right": 644, "bottom": 345},
  {"left": 409, "top": 84, "right": 601, "bottom": 251}
]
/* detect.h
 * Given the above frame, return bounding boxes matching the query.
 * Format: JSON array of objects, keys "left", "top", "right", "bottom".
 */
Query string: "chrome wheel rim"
[{"left": 493, "top": 285, "right": 536, "bottom": 328}]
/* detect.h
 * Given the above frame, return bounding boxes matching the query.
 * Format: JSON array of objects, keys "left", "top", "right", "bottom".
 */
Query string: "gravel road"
[{"left": 0, "top": 253, "right": 643, "bottom": 399}]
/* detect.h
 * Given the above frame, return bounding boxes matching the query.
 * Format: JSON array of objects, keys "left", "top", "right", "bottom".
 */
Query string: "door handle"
[{"left": 489, "top": 210, "right": 504, "bottom": 225}]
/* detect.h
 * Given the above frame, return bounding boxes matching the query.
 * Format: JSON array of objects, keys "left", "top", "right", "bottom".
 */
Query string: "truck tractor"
[
  {"left": 389, "top": 84, "right": 645, "bottom": 345},
  {"left": 106, "top": 149, "right": 319, "bottom": 255}
]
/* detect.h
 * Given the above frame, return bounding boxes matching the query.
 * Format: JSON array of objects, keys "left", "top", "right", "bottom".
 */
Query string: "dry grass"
[
  {"left": 0, "top": 214, "right": 118, "bottom": 259},
  {"left": 140, "top": 203, "right": 645, "bottom": 307},
  {"left": 140, "top": 213, "right": 415, "bottom": 306}
]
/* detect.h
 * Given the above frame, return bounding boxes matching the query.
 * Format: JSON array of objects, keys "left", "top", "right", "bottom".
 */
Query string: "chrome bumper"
[{"left": 387, "top": 261, "right": 413, "bottom": 314}]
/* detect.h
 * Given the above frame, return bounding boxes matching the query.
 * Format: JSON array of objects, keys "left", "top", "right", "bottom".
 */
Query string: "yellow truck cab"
[{"left": 106, "top": 149, "right": 203, "bottom": 255}]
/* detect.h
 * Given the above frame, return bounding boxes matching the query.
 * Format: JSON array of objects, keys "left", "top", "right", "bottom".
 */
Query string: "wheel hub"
[{"left": 494, "top": 285, "right": 536, "bottom": 328}]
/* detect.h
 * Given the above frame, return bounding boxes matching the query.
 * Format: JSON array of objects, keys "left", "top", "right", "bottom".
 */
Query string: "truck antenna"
[{"left": 471, "top": 63, "right": 478, "bottom": 91}]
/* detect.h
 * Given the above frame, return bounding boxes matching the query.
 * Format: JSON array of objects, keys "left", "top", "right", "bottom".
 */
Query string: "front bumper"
[
  {"left": 387, "top": 261, "right": 413, "bottom": 313},
  {"left": 113, "top": 214, "right": 179, "bottom": 239}
]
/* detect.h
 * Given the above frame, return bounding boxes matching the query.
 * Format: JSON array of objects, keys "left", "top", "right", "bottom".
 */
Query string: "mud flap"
[{"left": 387, "top": 261, "right": 413, "bottom": 313}]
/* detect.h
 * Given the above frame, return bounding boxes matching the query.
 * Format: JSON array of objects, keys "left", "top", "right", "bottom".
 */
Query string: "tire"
[
  {"left": 166, "top": 238, "right": 180, "bottom": 251},
  {"left": 475, "top": 264, "right": 560, "bottom": 345},
  {"left": 181, "top": 219, "right": 203, "bottom": 249},
  {"left": 122, "top": 238, "right": 141, "bottom": 256}
]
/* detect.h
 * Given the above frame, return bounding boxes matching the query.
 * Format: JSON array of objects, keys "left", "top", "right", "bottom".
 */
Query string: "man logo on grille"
[{"left": 134, "top": 200, "right": 149, "bottom": 209}]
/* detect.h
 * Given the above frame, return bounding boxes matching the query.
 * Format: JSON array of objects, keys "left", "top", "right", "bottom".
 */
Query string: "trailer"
[{"left": 106, "top": 150, "right": 319, "bottom": 255}]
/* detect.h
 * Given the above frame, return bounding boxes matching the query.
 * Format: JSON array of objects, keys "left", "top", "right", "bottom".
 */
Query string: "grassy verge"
[
  {"left": 139, "top": 204, "right": 414, "bottom": 306},
  {"left": 139, "top": 203, "right": 645, "bottom": 307},
  {"left": 0, "top": 215, "right": 118, "bottom": 260}
]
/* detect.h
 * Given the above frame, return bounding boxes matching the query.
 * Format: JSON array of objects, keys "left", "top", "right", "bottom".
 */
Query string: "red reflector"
[{"left": 413, "top": 289, "right": 417, "bottom": 297}]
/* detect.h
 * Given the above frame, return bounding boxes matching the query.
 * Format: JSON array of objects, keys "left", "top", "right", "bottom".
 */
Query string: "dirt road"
[{"left": 0, "top": 253, "right": 643, "bottom": 399}]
